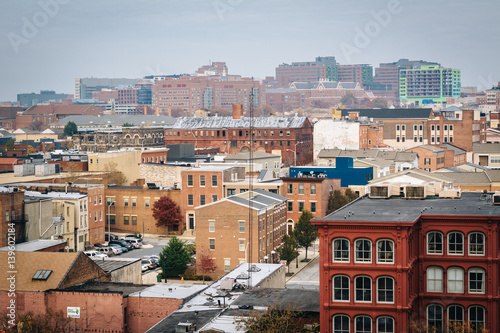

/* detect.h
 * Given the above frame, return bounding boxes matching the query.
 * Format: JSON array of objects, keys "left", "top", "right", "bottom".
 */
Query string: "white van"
[{"left": 84, "top": 250, "right": 108, "bottom": 259}]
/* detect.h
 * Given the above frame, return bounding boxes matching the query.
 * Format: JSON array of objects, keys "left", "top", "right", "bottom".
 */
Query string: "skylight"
[{"left": 32, "top": 270, "right": 52, "bottom": 281}]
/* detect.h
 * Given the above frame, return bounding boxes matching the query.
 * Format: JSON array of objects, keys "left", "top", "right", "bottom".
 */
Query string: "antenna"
[{"left": 248, "top": 78, "right": 255, "bottom": 288}]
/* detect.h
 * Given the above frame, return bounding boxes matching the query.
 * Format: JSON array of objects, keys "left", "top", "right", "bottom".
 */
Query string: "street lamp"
[{"left": 286, "top": 141, "right": 303, "bottom": 166}]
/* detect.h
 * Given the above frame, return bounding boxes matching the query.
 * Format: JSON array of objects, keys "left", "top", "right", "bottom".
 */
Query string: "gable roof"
[
  {"left": 369, "top": 168, "right": 454, "bottom": 184},
  {"left": 341, "top": 108, "right": 433, "bottom": 119},
  {"left": 441, "top": 143, "right": 466, "bottom": 155},
  {"left": 24, "top": 105, "right": 103, "bottom": 116},
  {"left": 172, "top": 116, "right": 308, "bottom": 129},
  {"left": 53, "top": 114, "right": 177, "bottom": 127},
  {"left": 407, "top": 145, "right": 445, "bottom": 153}
]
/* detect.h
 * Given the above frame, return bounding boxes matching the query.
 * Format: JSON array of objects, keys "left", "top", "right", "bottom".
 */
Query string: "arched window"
[
  {"left": 376, "top": 316, "right": 394, "bottom": 333},
  {"left": 468, "top": 232, "right": 485, "bottom": 255},
  {"left": 377, "top": 239, "right": 394, "bottom": 263},
  {"left": 427, "top": 304, "right": 443, "bottom": 333},
  {"left": 333, "top": 238, "right": 350, "bottom": 262},
  {"left": 333, "top": 314, "right": 350, "bottom": 333},
  {"left": 447, "top": 267, "right": 464, "bottom": 293},
  {"left": 333, "top": 275, "right": 350, "bottom": 302},
  {"left": 427, "top": 231, "right": 443, "bottom": 254},
  {"left": 427, "top": 266, "right": 443, "bottom": 292},
  {"left": 447, "top": 305, "right": 464, "bottom": 329},
  {"left": 376, "top": 276, "right": 394, "bottom": 303},
  {"left": 468, "top": 306, "right": 485, "bottom": 332},
  {"left": 355, "top": 315, "right": 372, "bottom": 333},
  {"left": 447, "top": 232, "right": 464, "bottom": 255},
  {"left": 355, "top": 239, "right": 372, "bottom": 263},
  {"left": 355, "top": 276, "right": 372, "bottom": 302},
  {"left": 468, "top": 268, "right": 485, "bottom": 294}
]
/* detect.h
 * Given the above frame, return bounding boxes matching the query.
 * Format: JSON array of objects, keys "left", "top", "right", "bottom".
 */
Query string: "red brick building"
[
  {"left": 165, "top": 106, "right": 314, "bottom": 166},
  {"left": 312, "top": 189, "right": 500, "bottom": 333},
  {"left": 141, "top": 148, "right": 168, "bottom": 164},
  {"left": 16, "top": 105, "right": 103, "bottom": 131},
  {"left": 0, "top": 188, "right": 26, "bottom": 247}
]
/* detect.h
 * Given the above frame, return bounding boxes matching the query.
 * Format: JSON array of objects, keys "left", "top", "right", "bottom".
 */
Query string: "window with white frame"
[
  {"left": 427, "top": 231, "right": 443, "bottom": 254},
  {"left": 448, "top": 232, "right": 464, "bottom": 255},
  {"left": 447, "top": 267, "right": 464, "bottom": 293},
  {"left": 377, "top": 239, "right": 394, "bottom": 263},
  {"left": 355, "top": 316, "right": 372, "bottom": 333},
  {"left": 224, "top": 259, "right": 230, "bottom": 272},
  {"left": 427, "top": 304, "right": 443, "bottom": 333},
  {"left": 209, "top": 238, "right": 215, "bottom": 250},
  {"left": 333, "top": 238, "right": 350, "bottom": 262},
  {"left": 200, "top": 195, "right": 206, "bottom": 205},
  {"left": 468, "top": 268, "right": 485, "bottom": 293},
  {"left": 298, "top": 184, "right": 304, "bottom": 194},
  {"left": 427, "top": 266, "right": 443, "bottom": 292},
  {"left": 209, "top": 221, "right": 215, "bottom": 232},
  {"left": 333, "top": 314, "right": 350, "bottom": 333},
  {"left": 310, "top": 184, "right": 316, "bottom": 195},
  {"left": 239, "top": 221, "right": 245, "bottom": 233},
  {"left": 377, "top": 316, "right": 394, "bottom": 333},
  {"left": 212, "top": 175, "right": 218, "bottom": 187},
  {"left": 355, "top": 276, "right": 372, "bottom": 302},
  {"left": 333, "top": 275, "right": 350, "bottom": 301},
  {"left": 187, "top": 194, "right": 193, "bottom": 206},
  {"left": 377, "top": 277, "right": 394, "bottom": 303},
  {"left": 355, "top": 239, "right": 372, "bottom": 262},
  {"left": 200, "top": 175, "right": 205, "bottom": 187},
  {"left": 469, "top": 232, "right": 485, "bottom": 255},
  {"left": 239, "top": 239, "right": 245, "bottom": 251},
  {"left": 187, "top": 175, "right": 193, "bottom": 186},
  {"left": 448, "top": 305, "right": 464, "bottom": 328},
  {"left": 468, "top": 306, "right": 485, "bottom": 331}
]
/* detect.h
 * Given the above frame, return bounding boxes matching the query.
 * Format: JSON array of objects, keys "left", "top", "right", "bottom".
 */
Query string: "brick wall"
[{"left": 127, "top": 297, "right": 183, "bottom": 333}]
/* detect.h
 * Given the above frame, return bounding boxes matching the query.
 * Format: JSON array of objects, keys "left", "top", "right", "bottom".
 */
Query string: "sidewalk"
[{"left": 285, "top": 239, "right": 319, "bottom": 279}]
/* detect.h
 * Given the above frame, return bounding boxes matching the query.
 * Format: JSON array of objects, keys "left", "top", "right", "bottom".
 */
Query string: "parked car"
[
  {"left": 144, "top": 256, "right": 159, "bottom": 267},
  {"left": 108, "top": 244, "right": 125, "bottom": 254},
  {"left": 121, "top": 234, "right": 143, "bottom": 241},
  {"left": 123, "top": 238, "right": 142, "bottom": 249},
  {"left": 141, "top": 261, "right": 150, "bottom": 272},
  {"left": 84, "top": 250, "right": 108, "bottom": 259},
  {"left": 93, "top": 243, "right": 105, "bottom": 248},
  {"left": 141, "top": 259, "right": 156, "bottom": 270},
  {"left": 105, "top": 233, "right": 118, "bottom": 242},
  {"left": 97, "top": 247, "right": 114, "bottom": 256},
  {"left": 109, "top": 240, "right": 134, "bottom": 251}
]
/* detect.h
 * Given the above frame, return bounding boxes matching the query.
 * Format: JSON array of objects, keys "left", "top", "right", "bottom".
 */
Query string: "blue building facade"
[{"left": 289, "top": 157, "right": 373, "bottom": 187}]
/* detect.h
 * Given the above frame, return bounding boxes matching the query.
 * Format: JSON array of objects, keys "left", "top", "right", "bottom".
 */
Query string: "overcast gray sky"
[{"left": 1, "top": 0, "right": 499, "bottom": 101}]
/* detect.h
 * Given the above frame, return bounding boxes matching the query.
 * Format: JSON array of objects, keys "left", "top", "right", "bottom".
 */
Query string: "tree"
[
  {"left": 63, "top": 121, "right": 78, "bottom": 137},
  {"left": 340, "top": 92, "right": 358, "bottom": 107},
  {"left": 122, "top": 122, "right": 134, "bottom": 127},
  {"left": 27, "top": 145, "right": 36, "bottom": 154},
  {"left": 326, "top": 189, "right": 358, "bottom": 215},
  {"left": 276, "top": 234, "right": 299, "bottom": 274},
  {"left": 372, "top": 97, "right": 388, "bottom": 109},
  {"left": 152, "top": 196, "right": 183, "bottom": 235},
  {"left": 5, "top": 138, "right": 15, "bottom": 151},
  {"left": 0, "top": 310, "right": 71, "bottom": 333},
  {"left": 46, "top": 143, "right": 55, "bottom": 152},
  {"left": 159, "top": 236, "right": 191, "bottom": 278},
  {"left": 293, "top": 210, "right": 317, "bottom": 260},
  {"left": 103, "top": 161, "right": 127, "bottom": 185},
  {"left": 197, "top": 247, "right": 217, "bottom": 284}
]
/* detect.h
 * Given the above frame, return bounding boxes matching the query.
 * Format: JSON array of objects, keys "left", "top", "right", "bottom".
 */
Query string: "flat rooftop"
[
  {"left": 314, "top": 192, "right": 500, "bottom": 223},
  {"left": 62, "top": 281, "right": 151, "bottom": 297},
  {"left": 128, "top": 283, "right": 208, "bottom": 299},
  {"left": 92, "top": 257, "right": 140, "bottom": 273},
  {"left": 0, "top": 239, "right": 66, "bottom": 252}
]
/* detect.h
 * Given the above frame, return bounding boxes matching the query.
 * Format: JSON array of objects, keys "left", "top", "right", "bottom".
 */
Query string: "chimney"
[
  {"left": 168, "top": 105, "right": 171, "bottom": 117},
  {"left": 232, "top": 104, "right": 243, "bottom": 120},
  {"left": 156, "top": 106, "right": 160, "bottom": 116},
  {"left": 144, "top": 106, "right": 147, "bottom": 115}
]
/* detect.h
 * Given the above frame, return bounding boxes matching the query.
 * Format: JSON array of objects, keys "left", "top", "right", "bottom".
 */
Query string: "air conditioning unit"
[
  {"left": 439, "top": 188, "right": 461, "bottom": 199},
  {"left": 369, "top": 185, "right": 391, "bottom": 198},
  {"left": 493, "top": 192, "right": 500, "bottom": 205},
  {"left": 404, "top": 185, "right": 426, "bottom": 199}
]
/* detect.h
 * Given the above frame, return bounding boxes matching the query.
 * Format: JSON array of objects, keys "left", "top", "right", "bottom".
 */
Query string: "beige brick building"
[{"left": 195, "top": 189, "right": 288, "bottom": 278}]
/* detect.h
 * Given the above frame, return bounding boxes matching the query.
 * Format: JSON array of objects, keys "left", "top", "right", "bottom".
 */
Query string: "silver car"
[{"left": 108, "top": 244, "right": 124, "bottom": 255}]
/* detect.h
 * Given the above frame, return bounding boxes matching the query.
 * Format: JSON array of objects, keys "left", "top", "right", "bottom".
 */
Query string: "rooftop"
[
  {"left": 92, "top": 257, "right": 141, "bottom": 273},
  {"left": 341, "top": 108, "right": 433, "bottom": 119},
  {"left": 0, "top": 239, "right": 66, "bottom": 252},
  {"left": 129, "top": 283, "right": 208, "bottom": 299},
  {"left": 62, "top": 281, "right": 150, "bottom": 297},
  {"left": 172, "top": 116, "right": 307, "bottom": 129}
]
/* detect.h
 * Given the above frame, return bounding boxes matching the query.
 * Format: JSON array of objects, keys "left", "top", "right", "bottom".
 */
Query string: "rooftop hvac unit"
[
  {"left": 493, "top": 193, "right": 500, "bottom": 205},
  {"left": 438, "top": 188, "right": 461, "bottom": 199},
  {"left": 404, "top": 186, "right": 426, "bottom": 199},
  {"left": 369, "top": 186, "right": 390, "bottom": 198}
]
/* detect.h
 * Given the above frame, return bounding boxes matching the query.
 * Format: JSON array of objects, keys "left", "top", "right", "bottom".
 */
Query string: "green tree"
[
  {"left": 326, "top": 189, "right": 358, "bottom": 215},
  {"left": 122, "top": 122, "right": 134, "bottom": 127},
  {"left": 276, "top": 234, "right": 299, "bottom": 274},
  {"left": 152, "top": 196, "right": 183, "bottom": 235},
  {"left": 159, "top": 236, "right": 191, "bottom": 278},
  {"left": 293, "top": 210, "right": 317, "bottom": 260},
  {"left": 103, "top": 161, "right": 127, "bottom": 185},
  {"left": 63, "top": 121, "right": 78, "bottom": 137},
  {"left": 5, "top": 138, "right": 15, "bottom": 151},
  {"left": 372, "top": 97, "right": 388, "bottom": 109},
  {"left": 345, "top": 188, "right": 358, "bottom": 202}
]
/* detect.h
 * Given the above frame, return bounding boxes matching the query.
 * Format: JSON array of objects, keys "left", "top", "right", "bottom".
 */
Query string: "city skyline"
[{"left": 1, "top": 0, "right": 499, "bottom": 101}]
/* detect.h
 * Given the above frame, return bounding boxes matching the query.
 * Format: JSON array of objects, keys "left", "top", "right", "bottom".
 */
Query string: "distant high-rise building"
[
  {"left": 275, "top": 56, "right": 338, "bottom": 87},
  {"left": 194, "top": 61, "right": 228, "bottom": 76},
  {"left": 75, "top": 78, "right": 138, "bottom": 100},
  {"left": 17, "top": 90, "right": 70, "bottom": 107},
  {"left": 334, "top": 64, "right": 373, "bottom": 86}
]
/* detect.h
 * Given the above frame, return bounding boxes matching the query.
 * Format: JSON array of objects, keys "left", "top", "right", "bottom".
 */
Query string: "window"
[
  {"left": 468, "top": 268, "right": 485, "bottom": 293},
  {"left": 124, "top": 216, "right": 129, "bottom": 225},
  {"left": 228, "top": 189, "right": 236, "bottom": 196},
  {"left": 287, "top": 201, "right": 293, "bottom": 212},
  {"left": 200, "top": 175, "right": 205, "bottom": 187},
  {"left": 224, "top": 259, "right": 230, "bottom": 272},
  {"left": 333, "top": 239, "right": 349, "bottom": 262},
  {"left": 427, "top": 231, "right": 443, "bottom": 254},
  {"left": 355, "top": 276, "right": 372, "bottom": 302},
  {"left": 298, "top": 184, "right": 304, "bottom": 194},
  {"left": 94, "top": 212, "right": 97, "bottom": 222},
  {"left": 448, "top": 305, "right": 464, "bottom": 328},
  {"left": 99, "top": 195, "right": 102, "bottom": 204},
  {"left": 212, "top": 175, "right": 218, "bottom": 187},
  {"left": 94, "top": 196, "right": 97, "bottom": 205},
  {"left": 377, "top": 317, "right": 394, "bottom": 333},
  {"left": 209, "top": 238, "right": 215, "bottom": 250},
  {"left": 99, "top": 211, "right": 102, "bottom": 221},
  {"left": 239, "top": 239, "right": 245, "bottom": 251},
  {"left": 468, "top": 306, "right": 485, "bottom": 332},
  {"left": 5, "top": 211, "right": 8, "bottom": 222},
  {"left": 145, "top": 197, "right": 150, "bottom": 208},
  {"left": 310, "top": 202, "right": 316, "bottom": 213},
  {"left": 333, "top": 275, "right": 350, "bottom": 301},
  {"left": 427, "top": 266, "right": 443, "bottom": 292},
  {"left": 427, "top": 304, "right": 443, "bottom": 333},
  {"left": 355, "top": 316, "right": 372, "bottom": 333},
  {"left": 132, "top": 216, "right": 137, "bottom": 225},
  {"left": 355, "top": 239, "right": 372, "bottom": 262},
  {"left": 448, "top": 232, "right": 463, "bottom": 255},
  {"left": 187, "top": 195, "right": 193, "bottom": 206},
  {"left": 200, "top": 195, "right": 205, "bottom": 205},
  {"left": 333, "top": 314, "right": 350, "bottom": 333},
  {"left": 377, "top": 239, "right": 394, "bottom": 263},
  {"left": 239, "top": 221, "right": 245, "bottom": 233},
  {"left": 131, "top": 198, "right": 136, "bottom": 207},
  {"left": 469, "top": 232, "right": 485, "bottom": 255},
  {"left": 447, "top": 267, "right": 464, "bottom": 293},
  {"left": 209, "top": 221, "right": 215, "bottom": 232},
  {"left": 298, "top": 202, "right": 304, "bottom": 212},
  {"left": 377, "top": 277, "right": 394, "bottom": 303},
  {"left": 310, "top": 184, "right": 316, "bottom": 195},
  {"left": 212, "top": 195, "right": 217, "bottom": 202},
  {"left": 287, "top": 183, "right": 293, "bottom": 194}
]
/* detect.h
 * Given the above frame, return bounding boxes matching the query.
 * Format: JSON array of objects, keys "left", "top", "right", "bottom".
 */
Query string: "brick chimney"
[{"left": 232, "top": 104, "right": 243, "bottom": 120}]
